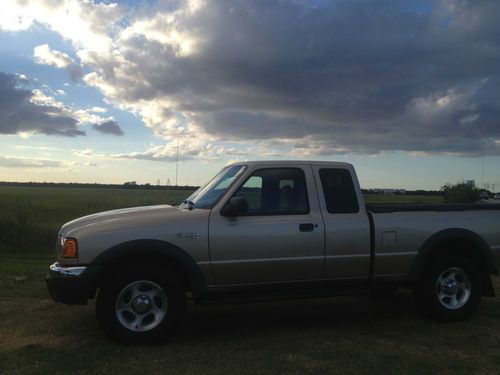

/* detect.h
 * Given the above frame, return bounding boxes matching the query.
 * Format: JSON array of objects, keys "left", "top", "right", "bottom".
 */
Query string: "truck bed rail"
[{"left": 366, "top": 203, "right": 500, "bottom": 214}]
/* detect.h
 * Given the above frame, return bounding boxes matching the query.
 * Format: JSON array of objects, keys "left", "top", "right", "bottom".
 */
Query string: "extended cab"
[{"left": 47, "top": 161, "right": 500, "bottom": 343}]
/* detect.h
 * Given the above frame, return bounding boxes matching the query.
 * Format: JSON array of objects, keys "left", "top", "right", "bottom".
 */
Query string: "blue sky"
[{"left": 0, "top": 0, "right": 499, "bottom": 190}]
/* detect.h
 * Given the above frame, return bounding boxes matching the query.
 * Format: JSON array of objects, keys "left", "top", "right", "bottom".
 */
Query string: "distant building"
[
  {"left": 466, "top": 180, "right": 475, "bottom": 188},
  {"left": 368, "top": 188, "right": 406, "bottom": 195}
]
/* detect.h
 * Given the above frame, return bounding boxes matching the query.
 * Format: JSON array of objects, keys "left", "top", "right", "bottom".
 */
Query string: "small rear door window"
[{"left": 319, "top": 168, "right": 359, "bottom": 213}]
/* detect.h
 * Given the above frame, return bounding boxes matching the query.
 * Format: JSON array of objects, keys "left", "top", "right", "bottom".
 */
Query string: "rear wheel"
[
  {"left": 414, "top": 254, "right": 482, "bottom": 322},
  {"left": 96, "top": 265, "right": 185, "bottom": 344}
]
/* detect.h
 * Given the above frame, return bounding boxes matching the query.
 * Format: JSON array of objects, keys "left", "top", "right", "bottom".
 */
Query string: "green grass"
[
  {"left": 364, "top": 194, "right": 443, "bottom": 204},
  {"left": 1, "top": 253, "right": 499, "bottom": 374},
  {"left": 0, "top": 186, "right": 195, "bottom": 256},
  {"left": 1, "top": 186, "right": 498, "bottom": 374}
]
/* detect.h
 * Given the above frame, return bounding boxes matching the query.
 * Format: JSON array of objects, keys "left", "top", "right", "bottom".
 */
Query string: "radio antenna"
[{"left": 175, "top": 138, "right": 179, "bottom": 186}]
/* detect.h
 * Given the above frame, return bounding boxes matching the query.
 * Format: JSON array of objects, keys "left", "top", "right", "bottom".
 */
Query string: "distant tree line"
[
  {"left": 362, "top": 189, "right": 443, "bottom": 196},
  {"left": 0, "top": 181, "right": 199, "bottom": 190},
  {"left": 441, "top": 183, "right": 480, "bottom": 203}
]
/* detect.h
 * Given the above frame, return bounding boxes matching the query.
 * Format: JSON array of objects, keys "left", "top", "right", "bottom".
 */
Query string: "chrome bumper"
[
  {"left": 46, "top": 262, "right": 101, "bottom": 305},
  {"left": 49, "top": 262, "right": 87, "bottom": 277}
]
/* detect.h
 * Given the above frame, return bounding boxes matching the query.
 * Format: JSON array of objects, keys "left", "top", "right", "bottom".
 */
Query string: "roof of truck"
[{"left": 230, "top": 160, "right": 354, "bottom": 168}]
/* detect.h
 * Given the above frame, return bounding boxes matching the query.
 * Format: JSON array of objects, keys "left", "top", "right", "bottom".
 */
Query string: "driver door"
[{"left": 208, "top": 165, "right": 325, "bottom": 285}]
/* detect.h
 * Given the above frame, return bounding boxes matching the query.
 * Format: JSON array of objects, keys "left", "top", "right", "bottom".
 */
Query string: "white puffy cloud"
[
  {"left": 90, "top": 106, "right": 107, "bottom": 113},
  {"left": 34, "top": 44, "right": 83, "bottom": 80},
  {"left": 0, "top": 0, "right": 120, "bottom": 51},
  {"left": 34, "top": 44, "right": 73, "bottom": 69},
  {"left": 111, "top": 138, "right": 223, "bottom": 163}
]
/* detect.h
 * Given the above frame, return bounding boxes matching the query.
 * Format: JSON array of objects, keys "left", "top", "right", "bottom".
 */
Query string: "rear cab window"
[{"left": 319, "top": 168, "right": 359, "bottom": 213}]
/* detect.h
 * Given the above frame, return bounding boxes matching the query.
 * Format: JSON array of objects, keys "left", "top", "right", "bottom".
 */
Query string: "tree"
[{"left": 441, "top": 182, "right": 480, "bottom": 203}]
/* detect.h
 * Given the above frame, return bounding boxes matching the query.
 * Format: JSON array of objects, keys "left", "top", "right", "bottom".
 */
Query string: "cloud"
[
  {"left": 0, "top": 0, "right": 120, "bottom": 51},
  {"left": 92, "top": 119, "right": 124, "bottom": 136},
  {"left": 3, "top": 0, "right": 500, "bottom": 157},
  {"left": 0, "top": 72, "right": 85, "bottom": 137},
  {"left": 90, "top": 106, "right": 107, "bottom": 113},
  {"left": 0, "top": 155, "right": 63, "bottom": 168},
  {"left": 0, "top": 72, "right": 124, "bottom": 138},
  {"left": 74, "top": 148, "right": 94, "bottom": 158},
  {"left": 111, "top": 139, "right": 283, "bottom": 164},
  {"left": 34, "top": 44, "right": 83, "bottom": 81},
  {"left": 0, "top": 154, "right": 100, "bottom": 169}
]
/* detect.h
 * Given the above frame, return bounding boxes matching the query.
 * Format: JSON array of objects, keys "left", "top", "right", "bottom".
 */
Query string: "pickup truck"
[{"left": 46, "top": 161, "right": 500, "bottom": 343}]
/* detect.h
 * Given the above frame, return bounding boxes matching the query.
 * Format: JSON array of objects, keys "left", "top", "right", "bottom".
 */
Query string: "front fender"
[{"left": 92, "top": 239, "right": 208, "bottom": 297}]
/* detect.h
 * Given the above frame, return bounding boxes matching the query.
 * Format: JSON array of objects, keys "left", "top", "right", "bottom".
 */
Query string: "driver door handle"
[{"left": 299, "top": 223, "right": 314, "bottom": 232}]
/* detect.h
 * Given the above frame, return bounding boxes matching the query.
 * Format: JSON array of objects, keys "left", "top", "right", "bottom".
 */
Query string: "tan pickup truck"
[{"left": 47, "top": 161, "right": 500, "bottom": 343}]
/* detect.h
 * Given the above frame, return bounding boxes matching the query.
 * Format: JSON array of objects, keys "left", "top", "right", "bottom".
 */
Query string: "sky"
[{"left": 0, "top": 0, "right": 499, "bottom": 190}]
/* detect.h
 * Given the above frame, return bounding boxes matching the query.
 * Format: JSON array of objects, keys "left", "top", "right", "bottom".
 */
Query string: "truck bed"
[{"left": 366, "top": 203, "right": 500, "bottom": 213}]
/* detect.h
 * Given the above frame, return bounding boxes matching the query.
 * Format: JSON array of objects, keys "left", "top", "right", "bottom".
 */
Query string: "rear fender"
[{"left": 408, "top": 228, "right": 495, "bottom": 297}]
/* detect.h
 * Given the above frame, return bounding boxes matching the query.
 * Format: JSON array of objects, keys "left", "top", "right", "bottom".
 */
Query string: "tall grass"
[{"left": 0, "top": 186, "right": 194, "bottom": 256}]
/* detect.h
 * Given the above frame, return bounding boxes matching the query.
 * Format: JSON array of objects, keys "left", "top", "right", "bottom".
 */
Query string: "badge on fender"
[{"left": 177, "top": 232, "right": 201, "bottom": 239}]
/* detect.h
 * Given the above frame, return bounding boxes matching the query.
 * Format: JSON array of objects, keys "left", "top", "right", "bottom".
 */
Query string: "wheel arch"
[
  {"left": 408, "top": 228, "right": 495, "bottom": 296},
  {"left": 89, "top": 239, "right": 207, "bottom": 299}
]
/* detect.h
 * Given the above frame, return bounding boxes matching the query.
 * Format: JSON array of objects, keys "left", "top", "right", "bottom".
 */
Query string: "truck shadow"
[{"left": 175, "top": 291, "right": 419, "bottom": 342}]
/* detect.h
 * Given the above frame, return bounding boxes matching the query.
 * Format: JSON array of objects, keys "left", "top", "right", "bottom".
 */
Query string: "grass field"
[
  {"left": 364, "top": 194, "right": 443, "bottom": 205},
  {"left": 1, "top": 186, "right": 498, "bottom": 374},
  {"left": 0, "top": 186, "right": 194, "bottom": 256}
]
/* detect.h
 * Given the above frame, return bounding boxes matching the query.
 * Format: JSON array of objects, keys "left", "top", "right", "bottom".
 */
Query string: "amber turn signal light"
[{"left": 61, "top": 237, "right": 78, "bottom": 258}]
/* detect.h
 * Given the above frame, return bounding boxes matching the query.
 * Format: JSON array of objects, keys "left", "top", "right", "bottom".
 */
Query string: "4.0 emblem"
[{"left": 176, "top": 232, "right": 201, "bottom": 240}]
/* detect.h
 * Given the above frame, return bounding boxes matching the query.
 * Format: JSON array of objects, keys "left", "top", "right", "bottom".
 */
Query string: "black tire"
[
  {"left": 96, "top": 265, "right": 185, "bottom": 344},
  {"left": 414, "top": 254, "right": 482, "bottom": 322}
]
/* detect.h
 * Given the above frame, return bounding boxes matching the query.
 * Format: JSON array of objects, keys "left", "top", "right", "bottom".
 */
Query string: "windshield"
[{"left": 180, "top": 165, "right": 246, "bottom": 209}]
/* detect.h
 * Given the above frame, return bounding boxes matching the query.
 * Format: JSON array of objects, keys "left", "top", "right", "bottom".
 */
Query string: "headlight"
[{"left": 59, "top": 237, "right": 78, "bottom": 259}]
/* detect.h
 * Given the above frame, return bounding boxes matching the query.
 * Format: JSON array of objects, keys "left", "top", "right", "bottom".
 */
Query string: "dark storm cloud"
[
  {"left": 0, "top": 72, "right": 86, "bottom": 137},
  {"left": 92, "top": 119, "right": 124, "bottom": 136},
  {"left": 87, "top": 0, "right": 500, "bottom": 155}
]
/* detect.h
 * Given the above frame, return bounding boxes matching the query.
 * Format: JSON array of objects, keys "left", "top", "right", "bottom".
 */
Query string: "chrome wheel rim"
[
  {"left": 115, "top": 280, "right": 167, "bottom": 332},
  {"left": 435, "top": 267, "right": 471, "bottom": 310}
]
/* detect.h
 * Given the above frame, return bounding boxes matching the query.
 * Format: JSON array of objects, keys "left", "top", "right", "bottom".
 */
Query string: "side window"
[
  {"left": 319, "top": 168, "right": 359, "bottom": 213},
  {"left": 238, "top": 176, "right": 262, "bottom": 211},
  {"left": 235, "top": 168, "right": 309, "bottom": 215}
]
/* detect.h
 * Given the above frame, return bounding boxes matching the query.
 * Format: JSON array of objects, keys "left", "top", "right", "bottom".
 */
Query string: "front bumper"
[{"left": 46, "top": 262, "right": 102, "bottom": 305}]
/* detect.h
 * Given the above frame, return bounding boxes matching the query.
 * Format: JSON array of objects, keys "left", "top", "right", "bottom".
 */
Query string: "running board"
[{"left": 196, "top": 285, "right": 370, "bottom": 306}]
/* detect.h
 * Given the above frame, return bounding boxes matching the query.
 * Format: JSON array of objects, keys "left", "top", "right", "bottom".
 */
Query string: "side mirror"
[{"left": 221, "top": 196, "right": 249, "bottom": 217}]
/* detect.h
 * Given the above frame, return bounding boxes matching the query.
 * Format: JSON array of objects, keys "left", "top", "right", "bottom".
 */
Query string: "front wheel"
[
  {"left": 96, "top": 265, "right": 185, "bottom": 344},
  {"left": 414, "top": 255, "right": 482, "bottom": 322}
]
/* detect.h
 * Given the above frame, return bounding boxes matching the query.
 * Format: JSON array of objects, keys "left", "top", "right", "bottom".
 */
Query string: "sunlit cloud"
[{"left": 34, "top": 44, "right": 83, "bottom": 81}]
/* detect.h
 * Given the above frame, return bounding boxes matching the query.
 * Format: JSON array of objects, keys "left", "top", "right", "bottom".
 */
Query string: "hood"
[{"left": 60, "top": 205, "right": 179, "bottom": 237}]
